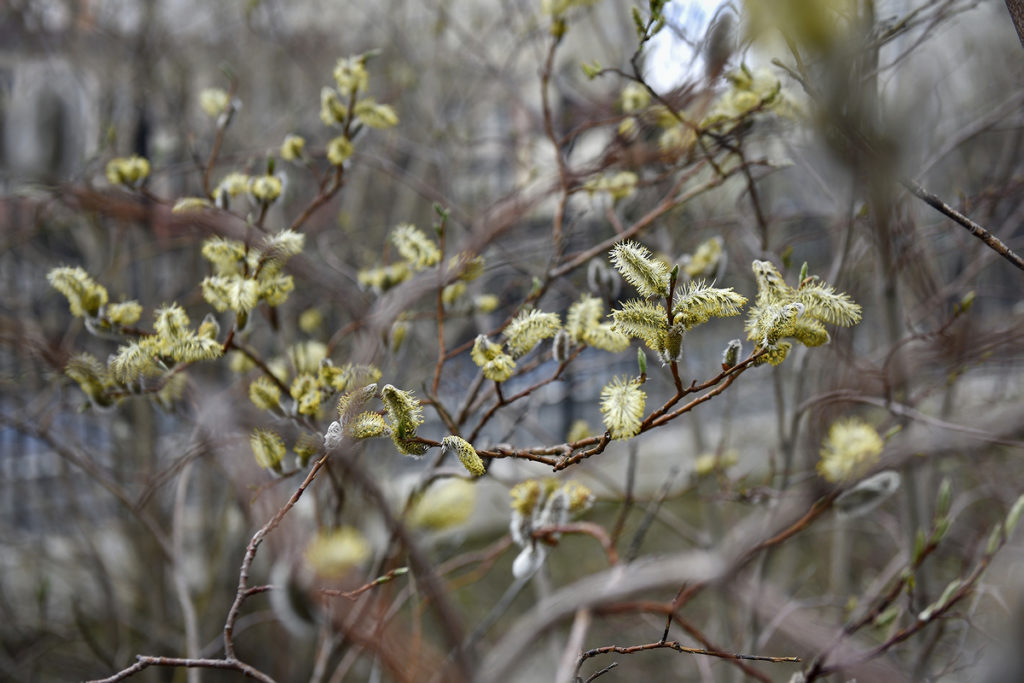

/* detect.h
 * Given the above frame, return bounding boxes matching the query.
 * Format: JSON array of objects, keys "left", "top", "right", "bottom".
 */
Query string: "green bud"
[
  {"left": 930, "top": 516, "right": 950, "bottom": 545},
  {"left": 874, "top": 605, "right": 900, "bottom": 629},
  {"left": 986, "top": 522, "right": 1003, "bottom": 555},
  {"left": 637, "top": 348, "right": 647, "bottom": 376},
  {"left": 631, "top": 6, "right": 645, "bottom": 39},
  {"left": 913, "top": 528, "right": 927, "bottom": 563},
  {"left": 798, "top": 261, "right": 808, "bottom": 285},
  {"left": 936, "top": 478, "right": 952, "bottom": 518},
  {"left": 780, "top": 245, "right": 793, "bottom": 270},
  {"left": 919, "top": 579, "right": 961, "bottom": 621},
  {"left": 1005, "top": 493, "right": 1024, "bottom": 538},
  {"left": 954, "top": 290, "right": 975, "bottom": 315}
]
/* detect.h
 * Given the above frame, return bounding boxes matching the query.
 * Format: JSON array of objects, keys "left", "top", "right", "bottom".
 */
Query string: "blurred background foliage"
[{"left": 1, "top": 0, "right": 1023, "bottom": 681}]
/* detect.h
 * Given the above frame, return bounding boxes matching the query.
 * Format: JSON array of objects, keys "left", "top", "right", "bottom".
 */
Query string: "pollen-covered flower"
[
  {"left": 441, "top": 435, "right": 485, "bottom": 477},
  {"left": 672, "top": 280, "right": 747, "bottom": 330},
  {"left": 333, "top": 56, "right": 369, "bottom": 94},
  {"left": 294, "top": 433, "right": 323, "bottom": 468},
  {"left": 380, "top": 384, "right": 423, "bottom": 431},
  {"left": 610, "top": 299, "right": 667, "bottom": 348},
  {"left": 201, "top": 275, "right": 259, "bottom": 313},
  {"left": 583, "top": 324, "right": 631, "bottom": 353},
  {"left": 306, "top": 527, "right": 371, "bottom": 577},
  {"left": 504, "top": 309, "right": 561, "bottom": 358},
  {"left": 105, "top": 156, "right": 150, "bottom": 187},
  {"left": 585, "top": 171, "right": 639, "bottom": 200},
  {"left": 197, "top": 313, "right": 219, "bottom": 340},
  {"left": 260, "top": 229, "right": 305, "bottom": 269},
  {"left": 109, "top": 340, "right": 159, "bottom": 382},
  {"left": 290, "top": 373, "right": 322, "bottom": 416},
  {"left": 818, "top": 418, "right": 884, "bottom": 483},
  {"left": 48, "top": 266, "right": 109, "bottom": 318},
  {"left": 280, "top": 134, "right": 306, "bottom": 161},
  {"left": 326, "top": 136, "right": 354, "bottom": 165},
  {"left": 600, "top": 376, "right": 646, "bottom": 439},
  {"left": 201, "top": 237, "right": 246, "bottom": 275},
  {"left": 621, "top": 82, "right": 650, "bottom": 112},
  {"left": 509, "top": 479, "right": 544, "bottom": 516},
  {"left": 250, "top": 428, "right": 286, "bottom": 472},
  {"left": 442, "top": 282, "right": 467, "bottom": 306},
  {"left": 172, "top": 197, "right": 213, "bottom": 214},
  {"left": 745, "top": 260, "right": 860, "bottom": 357},
  {"left": 474, "top": 294, "right": 499, "bottom": 313},
  {"left": 65, "top": 353, "right": 113, "bottom": 404},
  {"left": 199, "top": 88, "right": 231, "bottom": 117},
  {"left": 559, "top": 481, "right": 595, "bottom": 513},
  {"left": 354, "top": 98, "right": 399, "bottom": 129},
  {"left": 249, "top": 376, "right": 282, "bottom": 412},
  {"left": 336, "top": 383, "right": 378, "bottom": 423},
  {"left": 347, "top": 412, "right": 390, "bottom": 439},
  {"left": 320, "top": 87, "right": 348, "bottom": 126},
  {"left": 479, "top": 347, "right": 515, "bottom": 379},
  {"left": 682, "top": 236, "right": 724, "bottom": 280},
  {"left": 450, "top": 253, "right": 485, "bottom": 281},
  {"left": 406, "top": 479, "right": 477, "bottom": 530},
  {"left": 154, "top": 304, "right": 190, "bottom": 343},
  {"left": 609, "top": 241, "right": 670, "bottom": 298},
  {"left": 381, "top": 384, "right": 427, "bottom": 455},
  {"left": 391, "top": 223, "right": 440, "bottom": 270},
  {"left": 606, "top": 171, "right": 639, "bottom": 200},
  {"left": 217, "top": 172, "right": 251, "bottom": 198},
  {"left": 566, "top": 294, "right": 603, "bottom": 343},
  {"left": 659, "top": 125, "right": 697, "bottom": 155},
  {"left": 357, "top": 262, "right": 411, "bottom": 292},
  {"left": 250, "top": 174, "right": 282, "bottom": 203}
]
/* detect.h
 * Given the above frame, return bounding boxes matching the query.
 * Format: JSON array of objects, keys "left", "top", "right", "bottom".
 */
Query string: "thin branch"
[
  {"left": 87, "top": 655, "right": 276, "bottom": 683},
  {"left": 532, "top": 522, "right": 619, "bottom": 566},
  {"left": 576, "top": 639, "right": 800, "bottom": 672},
  {"left": 223, "top": 452, "right": 331, "bottom": 659},
  {"left": 903, "top": 179, "right": 1024, "bottom": 273}
]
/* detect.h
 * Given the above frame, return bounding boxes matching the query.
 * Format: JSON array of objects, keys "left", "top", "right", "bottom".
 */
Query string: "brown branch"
[
  {"left": 223, "top": 452, "right": 330, "bottom": 659},
  {"left": 467, "top": 348, "right": 581, "bottom": 443},
  {"left": 288, "top": 165, "right": 344, "bottom": 232},
  {"left": 576, "top": 640, "right": 800, "bottom": 672},
  {"left": 321, "top": 566, "right": 410, "bottom": 600},
  {"left": 201, "top": 78, "right": 238, "bottom": 197},
  {"left": 549, "top": 161, "right": 713, "bottom": 280},
  {"left": 532, "top": 522, "right": 619, "bottom": 566},
  {"left": 431, "top": 212, "right": 449, "bottom": 396},
  {"left": 87, "top": 655, "right": 275, "bottom": 683},
  {"left": 1007, "top": 0, "right": 1024, "bottom": 46},
  {"left": 903, "top": 179, "right": 1024, "bottom": 273},
  {"left": 540, "top": 31, "right": 571, "bottom": 253},
  {"left": 225, "top": 337, "right": 291, "bottom": 397}
]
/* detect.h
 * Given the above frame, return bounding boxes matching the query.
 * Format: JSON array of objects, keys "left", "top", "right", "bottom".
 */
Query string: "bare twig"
[{"left": 903, "top": 179, "right": 1024, "bottom": 273}]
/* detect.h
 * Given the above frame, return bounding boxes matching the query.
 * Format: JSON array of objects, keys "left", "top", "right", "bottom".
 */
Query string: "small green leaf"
[
  {"left": 936, "top": 478, "right": 952, "bottom": 518},
  {"left": 1006, "top": 493, "right": 1024, "bottom": 538},
  {"left": 986, "top": 522, "right": 1003, "bottom": 555},
  {"left": 632, "top": 6, "right": 645, "bottom": 39}
]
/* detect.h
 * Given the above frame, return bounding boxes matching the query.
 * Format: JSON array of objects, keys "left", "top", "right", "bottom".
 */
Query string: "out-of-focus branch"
[{"left": 1005, "top": 0, "right": 1024, "bottom": 46}]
